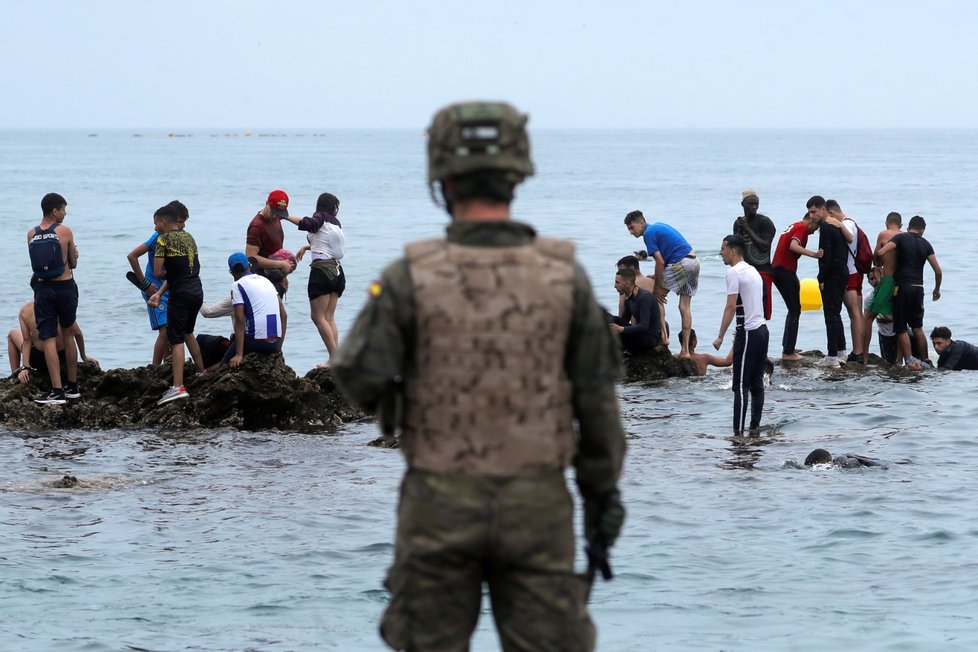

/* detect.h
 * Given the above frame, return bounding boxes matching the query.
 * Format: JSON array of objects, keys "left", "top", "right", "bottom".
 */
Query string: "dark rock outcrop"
[
  {"left": 623, "top": 345, "right": 699, "bottom": 382},
  {"left": 0, "top": 354, "right": 366, "bottom": 433}
]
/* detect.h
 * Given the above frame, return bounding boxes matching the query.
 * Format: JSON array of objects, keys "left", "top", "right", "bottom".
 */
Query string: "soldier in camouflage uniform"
[{"left": 332, "top": 101, "right": 627, "bottom": 652}]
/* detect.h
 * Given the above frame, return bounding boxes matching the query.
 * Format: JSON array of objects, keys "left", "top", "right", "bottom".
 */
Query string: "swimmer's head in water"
[{"left": 804, "top": 448, "right": 833, "bottom": 466}]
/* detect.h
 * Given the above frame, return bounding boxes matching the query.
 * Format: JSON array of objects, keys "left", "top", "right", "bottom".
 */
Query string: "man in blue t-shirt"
[
  {"left": 624, "top": 210, "right": 699, "bottom": 357},
  {"left": 126, "top": 211, "right": 170, "bottom": 365}
]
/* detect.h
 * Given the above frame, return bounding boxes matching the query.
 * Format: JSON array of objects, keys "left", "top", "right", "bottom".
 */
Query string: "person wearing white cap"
[{"left": 733, "top": 189, "right": 776, "bottom": 321}]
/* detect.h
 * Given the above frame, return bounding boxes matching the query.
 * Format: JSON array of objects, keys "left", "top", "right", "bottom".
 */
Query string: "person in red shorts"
[{"left": 770, "top": 214, "right": 822, "bottom": 360}]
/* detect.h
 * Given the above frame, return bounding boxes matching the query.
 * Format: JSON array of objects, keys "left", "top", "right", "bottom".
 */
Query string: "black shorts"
[
  {"left": 166, "top": 284, "right": 204, "bottom": 345},
  {"left": 29, "top": 345, "right": 66, "bottom": 370},
  {"left": 33, "top": 279, "right": 78, "bottom": 340},
  {"left": 308, "top": 264, "right": 346, "bottom": 300},
  {"left": 892, "top": 284, "right": 924, "bottom": 334}
]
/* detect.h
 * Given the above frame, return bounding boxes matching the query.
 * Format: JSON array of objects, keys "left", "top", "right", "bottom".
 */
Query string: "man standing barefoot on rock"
[{"left": 625, "top": 211, "right": 699, "bottom": 356}]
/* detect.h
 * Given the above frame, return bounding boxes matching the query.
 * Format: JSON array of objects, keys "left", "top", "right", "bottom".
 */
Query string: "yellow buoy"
[{"left": 800, "top": 278, "right": 822, "bottom": 311}]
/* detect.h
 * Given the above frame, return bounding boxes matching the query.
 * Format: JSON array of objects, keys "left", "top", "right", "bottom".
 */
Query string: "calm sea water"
[{"left": 2, "top": 129, "right": 978, "bottom": 650}]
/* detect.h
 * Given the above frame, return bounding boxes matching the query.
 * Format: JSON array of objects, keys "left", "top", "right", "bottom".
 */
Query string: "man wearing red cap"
[{"left": 246, "top": 190, "right": 294, "bottom": 296}]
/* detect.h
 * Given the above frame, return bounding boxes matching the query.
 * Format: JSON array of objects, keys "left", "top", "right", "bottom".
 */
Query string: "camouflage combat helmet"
[{"left": 427, "top": 101, "right": 535, "bottom": 186}]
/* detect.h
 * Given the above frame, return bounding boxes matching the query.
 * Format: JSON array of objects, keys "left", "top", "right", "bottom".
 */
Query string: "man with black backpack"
[
  {"left": 827, "top": 199, "right": 869, "bottom": 364},
  {"left": 26, "top": 192, "right": 79, "bottom": 405}
]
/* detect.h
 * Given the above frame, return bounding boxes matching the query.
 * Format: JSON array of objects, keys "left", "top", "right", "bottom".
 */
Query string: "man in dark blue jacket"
[
  {"left": 611, "top": 268, "right": 660, "bottom": 355},
  {"left": 931, "top": 326, "right": 978, "bottom": 371}
]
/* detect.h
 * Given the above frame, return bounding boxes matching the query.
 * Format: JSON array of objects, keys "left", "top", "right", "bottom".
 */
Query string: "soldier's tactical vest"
[{"left": 402, "top": 236, "right": 577, "bottom": 476}]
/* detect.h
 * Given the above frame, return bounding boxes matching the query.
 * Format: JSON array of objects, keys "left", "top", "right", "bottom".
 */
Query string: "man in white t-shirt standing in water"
[{"left": 714, "top": 234, "right": 769, "bottom": 436}]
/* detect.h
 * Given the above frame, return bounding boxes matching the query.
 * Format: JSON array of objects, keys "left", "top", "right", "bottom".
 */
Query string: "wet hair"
[
  {"left": 615, "top": 268, "right": 637, "bottom": 284},
  {"left": 154, "top": 204, "right": 180, "bottom": 224},
  {"left": 167, "top": 200, "right": 189, "bottom": 221},
  {"left": 316, "top": 192, "right": 340, "bottom": 215},
  {"left": 722, "top": 234, "right": 746, "bottom": 256},
  {"left": 41, "top": 193, "right": 67, "bottom": 215},
  {"left": 886, "top": 211, "right": 902, "bottom": 227},
  {"left": 930, "top": 326, "right": 952, "bottom": 340},
  {"left": 806, "top": 195, "right": 826, "bottom": 210},
  {"left": 908, "top": 215, "right": 926, "bottom": 230},
  {"left": 680, "top": 328, "right": 698, "bottom": 349},
  {"left": 624, "top": 210, "right": 646, "bottom": 226},
  {"left": 616, "top": 255, "right": 641, "bottom": 270},
  {"left": 804, "top": 448, "right": 833, "bottom": 466},
  {"left": 825, "top": 199, "right": 841, "bottom": 212}
]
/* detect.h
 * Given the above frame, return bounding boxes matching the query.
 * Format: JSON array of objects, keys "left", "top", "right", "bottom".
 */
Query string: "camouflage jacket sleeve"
[
  {"left": 566, "top": 262, "right": 627, "bottom": 499},
  {"left": 331, "top": 258, "right": 415, "bottom": 413}
]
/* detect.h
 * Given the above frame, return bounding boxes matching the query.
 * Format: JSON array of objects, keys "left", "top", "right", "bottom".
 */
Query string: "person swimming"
[{"left": 803, "top": 448, "right": 886, "bottom": 468}]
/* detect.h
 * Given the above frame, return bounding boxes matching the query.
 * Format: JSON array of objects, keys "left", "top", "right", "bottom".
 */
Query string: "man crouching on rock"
[
  {"left": 332, "top": 101, "right": 627, "bottom": 652},
  {"left": 223, "top": 252, "right": 286, "bottom": 368}
]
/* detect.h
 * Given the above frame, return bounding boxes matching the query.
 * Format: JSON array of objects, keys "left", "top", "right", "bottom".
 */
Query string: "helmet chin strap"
[{"left": 429, "top": 181, "right": 455, "bottom": 219}]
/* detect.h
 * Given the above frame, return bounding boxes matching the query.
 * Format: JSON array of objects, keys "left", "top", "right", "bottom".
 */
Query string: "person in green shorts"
[{"left": 861, "top": 212, "right": 901, "bottom": 360}]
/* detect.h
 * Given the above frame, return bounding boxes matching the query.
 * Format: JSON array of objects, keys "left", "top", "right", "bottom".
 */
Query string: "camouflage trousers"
[{"left": 380, "top": 469, "right": 595, "bottom": 652}]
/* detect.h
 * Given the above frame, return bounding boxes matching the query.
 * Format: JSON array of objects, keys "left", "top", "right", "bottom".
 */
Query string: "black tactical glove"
[{"left": 584, "top": 489, "right": 625, "bottom": 548}]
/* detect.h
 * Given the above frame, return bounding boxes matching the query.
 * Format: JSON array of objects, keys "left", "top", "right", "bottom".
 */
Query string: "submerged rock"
[{"left": 0, "top": 354, "right": 365, "bottom": 433}]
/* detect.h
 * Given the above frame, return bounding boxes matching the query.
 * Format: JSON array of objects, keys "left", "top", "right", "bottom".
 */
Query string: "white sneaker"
[
  {"left": 157, "top": 386, "right": 189, "bottom": 405},
  {"left": 816, "top": 356, "right": 839, "bottom": 367}
]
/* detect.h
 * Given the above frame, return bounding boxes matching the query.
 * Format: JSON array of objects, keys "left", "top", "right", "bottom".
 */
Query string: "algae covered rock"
[
  {"left": 623, "top": 345, "right": 699, "bottom": 382},
  {"left": 0, "top": 354, "right": 365, "bottom": 433}
]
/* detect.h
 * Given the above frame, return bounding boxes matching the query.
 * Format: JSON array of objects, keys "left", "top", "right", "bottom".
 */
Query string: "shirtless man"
[
  {"left": 681, "top": 329, "right": 732, "bottom": 376},
  {"left": 7, "top": 301, "right": 98, "bottom": 384},
  {"left": 861, "top": 212, "right": 902, "bottom": 359}
]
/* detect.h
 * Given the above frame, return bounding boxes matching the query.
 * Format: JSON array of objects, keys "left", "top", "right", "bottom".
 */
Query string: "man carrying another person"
[
  {"left": 624, "top": 210, "right": 699, "bottom": 357},
  {"left": 733, "top": 189, "right": 776, "bottom": 320},
  {"left": 876, "top": 215, "right": 942, "bottom": 369},
  {"left": 610, "top": 267, "right": 660, "bottom": 356}
]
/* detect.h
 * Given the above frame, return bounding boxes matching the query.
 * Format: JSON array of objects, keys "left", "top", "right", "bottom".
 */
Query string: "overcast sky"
[{"left": 4, "top": 0, "right": 976, "bottom": 129}]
